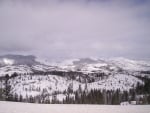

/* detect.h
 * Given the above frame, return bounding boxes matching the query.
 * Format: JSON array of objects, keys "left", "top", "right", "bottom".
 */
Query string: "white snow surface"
[
  {"left": 0, "top": 65, "right": 32, "bottom": 76},
  {"left": 88, "top": 74, "right": 143, "bottom": 91},
  {"left": 109, "top": 57, "right": 150, "bottom": 71},
  {"left": 0, "top": 58, "right": 14, "bottom": 65},
  {"left": 0, "top": 101, "right": 150, "bottom": 113},
  {"left": 32, "top": 65, "right": 57, "bottom": 72}
]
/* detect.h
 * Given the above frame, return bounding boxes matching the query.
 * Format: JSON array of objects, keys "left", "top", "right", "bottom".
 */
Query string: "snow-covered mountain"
[
  {"left": 0, "top": 55, "right": 150, "bottom": 76},
  {"left": 0, "top": 55, "right": 150, "bottom": 103},
  {"left": 54, "top": 57, "right": 150, "bottom": 74},
  {"left": 0, "top": 55, "right": 39, "bottom": 66},
  {"left": 0, "top": 55, "right": 58, "bottom": 76}
]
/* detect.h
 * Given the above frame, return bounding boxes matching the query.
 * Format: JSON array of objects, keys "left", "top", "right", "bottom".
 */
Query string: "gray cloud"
[{"left": 0, "top": 0, "right": 150, "bottom": 60}]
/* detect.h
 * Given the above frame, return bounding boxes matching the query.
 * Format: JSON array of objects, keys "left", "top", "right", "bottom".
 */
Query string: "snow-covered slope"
[
  {"left": 88, "top": 74, "right": 143, "bottom": 91},
  {"left": 0, "top": 55, "right": 150, "bottom": 76},
  {"left": 0, "top": 55, "right": 58, "bottom": 76},
  {"left": 9, "top": 74, "right": 81, "bottom": 98},
  {"left": 0, "top": 55, "right": 150, "bottom": 102},
  {"left": 109, "top": 57, "right": 150, "bottom": 71},
  {"left": 4, "top": 73, "right": 143, "bottom": 101},
  {"left": 56, "top": 57, "right": 150, "bottom": 76},
  {"left": 0, "top": 65, "right": 32, "bottom": 76}
]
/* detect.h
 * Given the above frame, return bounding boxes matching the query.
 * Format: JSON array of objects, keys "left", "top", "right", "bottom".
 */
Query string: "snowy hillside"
[
  {"left": 0, "top": 55, "right": 58, "bottom": 76},
  {"left": 4, "top": 73, "right": 143, "bottom": 101},
  {"left": 0, "top": 55, "right": 150, "bottom": 104},
  {"left": 53, "top": 57, "right": 150, "bottom": 73},
  {"left": 88, "top": 74, "right": 143, "bottom": 91},
  {"left": 0, "top": 65, "right": 32, "bottom": 76},
  {"left": 9, "top": 74, "right": 81, "bottom": 98},
  {"left": 109, "top": 57, "right": 150, "bottom": 71},
  {"left": 0, "top": 55, "right": 150, "bottom": 76}
]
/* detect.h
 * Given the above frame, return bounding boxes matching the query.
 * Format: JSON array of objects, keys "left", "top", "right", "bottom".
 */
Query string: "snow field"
[{"left": 0, "top": 101, "right": 150, "bottom": 113}]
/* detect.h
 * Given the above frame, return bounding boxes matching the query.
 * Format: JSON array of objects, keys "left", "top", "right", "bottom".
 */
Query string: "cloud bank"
[{"left": 0, "top": 0, "right": 150, "bottom": 60}]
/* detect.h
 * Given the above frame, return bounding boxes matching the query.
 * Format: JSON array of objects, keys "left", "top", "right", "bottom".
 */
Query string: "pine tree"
[
  {"left": 14, "top": 93, "right": 18, "bottom": 102},
  {"left": 19, "top": 94, "right": 23, "bottom": 102},
  {"left": 112, "top": 90, "right": 120, "bottom": 105},
  {"left": 0, "top": 88, "right": 4, "bottom": 100},
  {"left": 4, "top": 74, "right": 12, "bottom": 101}
]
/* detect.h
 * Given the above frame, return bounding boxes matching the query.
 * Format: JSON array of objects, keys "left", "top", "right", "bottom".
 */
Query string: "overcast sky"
[{"left": 0, "top": 0, "right": 150, "bottom": 60}]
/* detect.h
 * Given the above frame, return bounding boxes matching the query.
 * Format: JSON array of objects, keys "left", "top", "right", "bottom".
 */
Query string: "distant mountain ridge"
[
  {"left": 0, "top": 54, "right": 150, "bottom": 76},
  {"left": 0, "top": 54, "right": 39, "bottom": 66}
]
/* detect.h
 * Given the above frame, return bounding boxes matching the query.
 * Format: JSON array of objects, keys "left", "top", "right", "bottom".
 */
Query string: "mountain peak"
[{"left": 0, "top": 54, "right": 38, "bottom": 66}]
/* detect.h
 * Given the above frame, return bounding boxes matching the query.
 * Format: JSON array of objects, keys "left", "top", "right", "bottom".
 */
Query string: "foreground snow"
[{"left": 0, "top": 101, "right": 150, "bottom": 113}]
